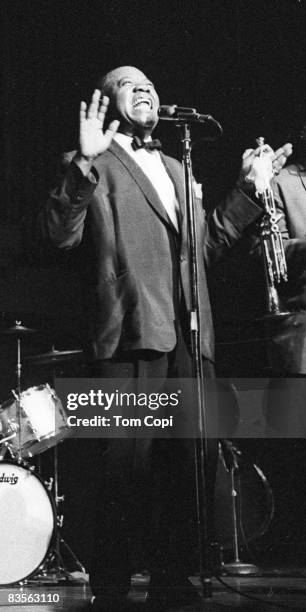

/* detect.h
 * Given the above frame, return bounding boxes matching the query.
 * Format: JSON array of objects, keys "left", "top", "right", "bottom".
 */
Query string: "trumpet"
[{"left": 252, "top": 137, "right": 289, "bottom": 316}]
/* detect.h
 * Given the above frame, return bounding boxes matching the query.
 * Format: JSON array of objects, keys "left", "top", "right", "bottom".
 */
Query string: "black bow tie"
[{"left": 132, "top": 135, "right": 162, "bottom": 152}]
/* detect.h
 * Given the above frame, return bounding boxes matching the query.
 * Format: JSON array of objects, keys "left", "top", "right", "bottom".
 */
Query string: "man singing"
[{"left": 42, "top": 66, "right": 291, "bottom": 610}]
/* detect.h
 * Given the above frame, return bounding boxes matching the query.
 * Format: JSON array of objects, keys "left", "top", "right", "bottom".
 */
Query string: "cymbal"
[
  {"left": 1, "top": 321, "right": 37, "bottom": 335},
  {"left": 25, "top": 348, "right": 83, "bottom": 365}
]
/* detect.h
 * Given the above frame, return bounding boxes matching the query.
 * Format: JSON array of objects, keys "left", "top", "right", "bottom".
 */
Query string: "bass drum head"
[{"left": 0, "top": 462, "right": 55, "bottom": 585}]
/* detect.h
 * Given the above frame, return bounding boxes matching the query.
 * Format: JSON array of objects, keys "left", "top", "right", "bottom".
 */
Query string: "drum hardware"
[
  {"left": 44, "top": 476, "right": 54, "bottom": 491},
  {"left": 0, "top": 321, "right": 37, "bottom": 336},
  {"left": 0, "top": 452, "right": 86, "bottom": 585},
  {"left": 0, "top": 337, "right": 86, "bottom": 585},
  {"left": 24, "top": 346, "right": 83, "bottom": 366},
  {"left": 4, "top": 321, "right": 38, "bottom": 463},
  {"left": 0, "top": 384, "right": 70, "bottom": 459},
  {"left": 26, "top": 345, "right": 86, "bottom": 583},
  {"left": 0, "top": 453, "right": 83, "bottom": 585},
  {"left": 57, "top": 514, "right": 64, "bottom": 528},
  {"left": 30, "top": 491, "right": 87, "bottom": 584},
  {"left": 0, "top": 321, "right": 38, "bottom": 462},
  {"left": 0, "top": 445, "right": 7, "bottom": 460}
]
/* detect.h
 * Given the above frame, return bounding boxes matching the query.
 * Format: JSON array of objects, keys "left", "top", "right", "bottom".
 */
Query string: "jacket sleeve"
[
  {"left": 204, "top": 184, "right": 263, "bottom": 265},
  {"left": 39, "top": 152, "right": 98, "bottom": 249}
]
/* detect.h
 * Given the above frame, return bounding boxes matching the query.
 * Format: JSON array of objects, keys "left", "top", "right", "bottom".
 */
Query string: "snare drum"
[
  {"left": 0, "top": 461, "right": 55, "bottom": 585},
  {"left": 0, "top": 384, "right": 70, "bottom": 458}
]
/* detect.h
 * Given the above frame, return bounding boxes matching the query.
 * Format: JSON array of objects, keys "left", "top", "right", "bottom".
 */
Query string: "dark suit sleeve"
[
  {"left": 39, "top": 152, "right": 98, "bottom": 249},
  {"left": 204, "top": 184, "right": 263, "bottom": 265}
]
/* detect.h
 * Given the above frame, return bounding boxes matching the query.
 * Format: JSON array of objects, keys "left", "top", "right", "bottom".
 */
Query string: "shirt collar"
[{"left": 114, "top": 132, "right": 153, "bottom": 148}]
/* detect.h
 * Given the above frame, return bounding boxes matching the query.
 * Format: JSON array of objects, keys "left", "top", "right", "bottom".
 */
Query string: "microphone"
[{"left": 158, "top": 105, "right": 223, "bottom": 138}]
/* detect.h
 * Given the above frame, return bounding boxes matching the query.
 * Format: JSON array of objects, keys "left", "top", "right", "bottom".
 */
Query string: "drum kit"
[
  {"left": 0, "top": 320, "right": 275, "bottom": 585},
  {"left": 0, "top": 320, "right": 84, "bottom": 586}
]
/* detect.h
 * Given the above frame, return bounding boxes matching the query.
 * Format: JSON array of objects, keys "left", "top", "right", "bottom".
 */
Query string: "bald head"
[
  {"left": 98, "top": 66, "right": 160, "bottom": 138},
  {"left": 99, "top": 66, "right": 148, "bottom": 96}
]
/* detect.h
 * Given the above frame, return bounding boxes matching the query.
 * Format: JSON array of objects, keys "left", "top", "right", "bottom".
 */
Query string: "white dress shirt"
[{"left": 114, "top": 132, "right": 180, "bottom": 231}]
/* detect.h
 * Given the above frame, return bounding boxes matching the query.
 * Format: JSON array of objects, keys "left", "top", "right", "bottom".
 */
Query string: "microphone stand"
[{"left": 180, "top": 122, "right": 213, "bottom": 599}]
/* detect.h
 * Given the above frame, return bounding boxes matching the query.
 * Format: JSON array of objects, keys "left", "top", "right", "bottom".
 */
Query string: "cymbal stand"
[
  {"left": 33, "top": 355, "right": 86, "bottom": 582},
  {"left": 51, "top": 358, "right": 64, "bottom": 576},
  {"left": 16, "top": 323, "right": 23, "bottom": 464}
]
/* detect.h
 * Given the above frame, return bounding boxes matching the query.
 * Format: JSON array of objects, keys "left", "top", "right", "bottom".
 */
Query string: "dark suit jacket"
[{"left": 42, "top": 140, "right": 262, "bottom": 361}]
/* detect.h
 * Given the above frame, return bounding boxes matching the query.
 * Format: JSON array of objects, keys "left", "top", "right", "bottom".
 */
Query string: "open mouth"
[{"left": 132, "top": 97, "right": 153, "bottom": 110}]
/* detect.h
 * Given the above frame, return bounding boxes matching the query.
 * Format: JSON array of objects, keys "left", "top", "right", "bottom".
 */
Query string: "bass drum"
[
  {"left": 215, "top": 445, "right": 274, "bottom": 551},
  {"left": 0, "top": 462, "right": 55, "bottom": 585}
]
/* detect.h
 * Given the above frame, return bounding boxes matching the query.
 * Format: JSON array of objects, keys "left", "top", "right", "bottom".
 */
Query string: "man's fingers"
[
  {"left": 98, "top": 95, "right": 110, "bottom": 110},
  {"left": 108, "top": 119, "right": 120, "bottom": 133},
  {"left": 104, "top": 120, "right": 120, "bottom": 144},
  {"left": 87, "top": 89, "right": 102, "bottom": 119},
  {"left": 97, "top": 96, "right": 110, "bottom": 122},
  {"left": 242, "top": 148, "right": 254, "bottom": 160},
  {"left": 272, "top": 143, "right": 293, "bottom": 174},
  {"left": 273, "top": 143, "right": 293, "bottom": 162},
  {"left": 80, "top": 101, "right": 87, "bottom": 123}
]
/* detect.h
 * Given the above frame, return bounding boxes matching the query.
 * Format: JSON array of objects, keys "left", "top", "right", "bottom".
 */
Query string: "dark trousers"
[{"left": 88, "top": 332, "right": 218, "bottom": 597}]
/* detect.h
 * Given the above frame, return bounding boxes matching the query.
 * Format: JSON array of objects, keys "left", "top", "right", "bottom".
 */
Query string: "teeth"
[{"left": 133, "top": 98, "right": 151, "bottom": 108}]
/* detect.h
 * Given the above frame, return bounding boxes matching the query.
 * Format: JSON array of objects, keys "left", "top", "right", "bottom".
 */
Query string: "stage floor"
[{"left": 1, "top": 567, "right": 306, "bottom": 611}]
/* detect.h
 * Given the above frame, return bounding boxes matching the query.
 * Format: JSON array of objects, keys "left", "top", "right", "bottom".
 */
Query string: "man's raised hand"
[
  {"left": 79, "top": 90, "right": 120, "bottom": 161},
  {"left": 239, "top": 142, "right": 292, "bottom": 186}
]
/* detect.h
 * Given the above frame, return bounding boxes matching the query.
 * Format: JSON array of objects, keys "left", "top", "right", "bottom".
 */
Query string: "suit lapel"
[
  {"left": 161, "top": 153, "right": 188, "bottom": 243},
  {"left": 108, "top": 140, "right": 177, "bottom": 230},
  {"left": 160, "top": 153, "right": 186, "bottom": 221}
]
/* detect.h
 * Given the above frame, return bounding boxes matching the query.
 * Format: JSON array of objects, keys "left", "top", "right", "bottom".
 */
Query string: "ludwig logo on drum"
[{"left": 0, "top": 473, "right": 18, "bottom": 485}]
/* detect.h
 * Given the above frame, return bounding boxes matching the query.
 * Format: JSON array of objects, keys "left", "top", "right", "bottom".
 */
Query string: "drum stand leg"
[
  {"left": 42, "top": 528, "right": 87, "bottom": 580},
  {"left": 58, "top": 535, "right": 86, "bottom": 574},
  {"left": 32, "top": 529, "right": 87, "bottom": 583},
  {"left": 33, "top": 445, "right": 87, "bottom": 583},
  {"left": 222, "top": 466, "right": 259, "bottom": 576},
  {"left": 46, "top": 360, "right": 87, "bottom": 582},
  {"left": 53, "top": 444, "right": 87, "bottom": 578}
]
